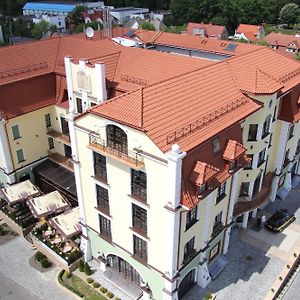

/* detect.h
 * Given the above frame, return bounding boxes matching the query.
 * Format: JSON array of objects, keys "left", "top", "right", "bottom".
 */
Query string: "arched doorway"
[
  {"left": 178, "top": 269, "right": 196, "bottom": 299},
  {"left": 106, "top": 125, "right": 128, "bottom": 154},
  {"left": 107, "top": 254, "right": 142, "bottom": 286}
]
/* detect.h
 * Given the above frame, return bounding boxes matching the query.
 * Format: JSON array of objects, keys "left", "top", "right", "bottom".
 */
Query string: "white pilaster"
[
  {"left": 296, "top": 160, "right": 300, "bottom": 175},
  {"left": 275, "top": 121, "right": 289, "bottom": 172},
  {"left": 202, "top": 193, "right": 213, "bottom": 248},
  {"left": 64, "top": 56, "right": 75, "bottom": 113},
  {"left": 78, "top": 59, "right": 89, "bottom": 113},
  {"left": 223, "top": 172, "right": 239, "bottom": 255},
  {"left": 252, "top": 208, "right": 258, "bottom": 218},
  {"left": 270, "top": 176, "right": 279, "bottom": 202},
  {"left": 95, "top": 63, "right": 107, "bottom": 102},
  {"left": 0, "top": 119, "right": 14, "bottom": 175},
  {"left": 257, "top": 124, "right": 263, "bottom": 140},
  {"left": 284, "top": 171, "right": 292, "bottom": 191},
  {"left": 242, "top": 212, "right": 249, "bottom": 228},
  {"left": 197, "top": 260, "right": 211, "bottom": 288},
  {"left": 252, "top": 154, "right": 258, "bottom": 169},
  {"left": 163, "top": 144, "right": 186, "bottom": 290}
]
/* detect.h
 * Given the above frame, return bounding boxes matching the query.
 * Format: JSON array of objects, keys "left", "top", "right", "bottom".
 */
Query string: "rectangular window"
[
  {"left": 296, "top": 140, "right": 300, "bottom": 155},
  {"left": 133, "top": 235, "right": 147, "bottom": 262},
  {"left": 99, "top": 215, "right": 111, "bottom": 240},
  {"left": 239, "top": 182, "right": 250, "bottom": 196},
  {"left": 199, "top": 183, "right": 207, "bottom": 195},
  {"left": 96, "top": 185, "right": 109, "bottom": 214},
  {"left": 248, "top": 124, "right": 258, "bottom": 141},
  {"left": 93, "top": 152, "right": 107, "bottom": 182},
  {"left": 257, "top": 149, "right": 266, "bottom": 167},
  {"left": 215, "top": 211, "right": 223, "bottom": 224},
  {"left": 216, "top": 182, "right": 226, "bottom": 203},
  {"left": 48, "top": 137, "right": 54, "bottom": 150},
  {"left": 186, "top": 206, "right": 198, "bottom": 230},
  {"left": 132, "top": 204, "right": 147, "bottom": 235},
  {"left": 268, "top": 133, "right": 273, "bottom": 148},
  {"left": 212, "top": 137, "right": 221, "bottom": 154},
  {"left": 183, "top": 237, "right": 196, "bottom": 263},
  {"left": 11, "top": 124, "right": 21, "bottom": 140},
  {"left": 288, "top": 125, "right": 294, "bottom": 140},
  {"left": 16, "top": 149, "right": 25, "bottom": 163},
  {"left": 76, "top": 97, "right": 83, "bottom": 113},
  {"left": 60, "top": 117, "right": 69, "bottom": 135},
  {"left": 273, "top": 106, "right": 277, "bottom": 122},
  {"left": 131, "top": 169, "right": 147, "bottom": 201},
  {"left": 262, "top": 116, "right": 271, "bottom": 139},
  {"left": 244, "top": 154, "right": 253, "bottom": 169},
  {"left": 212, "top": 212, "right": 223, "bottom": 237},
  {"left": 45, "top": 113, "right": 51, "bottom": 127}
]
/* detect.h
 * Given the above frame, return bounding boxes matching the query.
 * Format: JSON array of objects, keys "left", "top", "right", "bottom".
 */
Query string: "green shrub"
[
  {"left": 63, "top": 271, "right": 72, "bottom": 279},
  {"left": 86, "top": 277, "right": 94, "bottom": 284},
  {"left": 40, "top": 258, "right": 51, "bottom": 268},
  {"left": 92, "top": 282, "right": 100, "bottom": 288},
  {"left": 78, "top": 259, "right": 84, "bottom": 272},
  {"left": 115, "top": 298, "right": 121, "bottom": 300},
  {"left": 107, "top": 291, "right": 114, "bottom": 298},
  {"left": 35, "top": 251, "right": 45, "bottom": 262},
  {"left": 84, "top": 262, "right": 91, "bottom": 275},
  {"left": 100, "top": 287, "right": 107, "bottom": 293}
]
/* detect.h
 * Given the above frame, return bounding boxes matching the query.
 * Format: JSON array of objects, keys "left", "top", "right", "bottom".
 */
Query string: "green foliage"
[
  {"left": 35, "top": 251, "right": 46, "bottom": 262},
  {"left": 100, "top": 287, "right": 107, "bottom": 293},
  {"left": 163, "top": 24, "right": 186, "bottom": 33},
  {"left": 86, "top": 277, "right": 94, "bottom": 284},
  {"left": 280, "top": 3, "right": 299, "bottom": 27},
  {"left": 84, "top": 262, "right": 92, "bottom": 275},
  {"left": 75, "top": 21, "right": 103, "bottom": 33},
  {"left": 68, "top": 5, "right": 87, "bottom": 27},
  {"left": 139, "top": 21, "right": 156, "bottom": 31},
  {"left": 31, "top": 20, "right": 50, "bottom": 39},
  {"left": 40, "top": 258, "right": 51, "bottom": 268},
  {"left": 295, "top": 53, "right": 300, "bottom": 60},
  {"left": 92, "top": 282, "right": 100, "bottom": 288},
  {"left": 0, "top": 0, "right": 26, "bottom": 16},
  {"left": 79, "top": 259, "right": 84, "bottom": 272},
  {"left": 106, "top": 291, "right": 114, "bottom": 298}
]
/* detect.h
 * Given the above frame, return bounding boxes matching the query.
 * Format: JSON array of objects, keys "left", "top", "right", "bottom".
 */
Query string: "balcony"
[
  {"left": 211, "top": 222, "right": 224, "bottom": 238},
  {"left": 88, "top": 134, "right": 144, "bottom": 170},
  {"left": 47, "top": 129, "right": 71, "bottom": 146},
  {"left": 48, "top": 151, "right": 73, "bottom": 172},
  {"left": 233, "top": 172, "right": 274, "bottom": 217}
]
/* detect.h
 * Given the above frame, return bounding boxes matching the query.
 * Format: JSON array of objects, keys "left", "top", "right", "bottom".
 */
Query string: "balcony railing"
[
  {"left": 48, "top": 151, "right": 73, "bottom": 171},
  {"left": 233, "top": 172, "right": 274, "bottom": 217},
  {"left": 88, "top": 134, "right": 144, "bottom": 170},
  {"left": 47, "top": 129, "right": 71, "bottom": 146},
  {"left": 211, "top": 221, "right": 224, "bottom": 238}
]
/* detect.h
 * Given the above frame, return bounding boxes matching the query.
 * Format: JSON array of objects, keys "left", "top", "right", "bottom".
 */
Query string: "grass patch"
[{"left": 58, "top": 270, "right": 110, "bottom": 300}]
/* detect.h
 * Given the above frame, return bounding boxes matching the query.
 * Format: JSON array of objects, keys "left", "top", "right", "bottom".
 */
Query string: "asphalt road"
[{"left": 0, "top": 274, "right": 40, "bottom": 300}]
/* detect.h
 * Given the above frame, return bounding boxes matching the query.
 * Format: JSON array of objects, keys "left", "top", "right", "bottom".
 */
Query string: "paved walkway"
[
  {"left": 184, "top": 185, "right": 300, "bottom": 300},
  {"left": 0, "top": 237, "right": 75, "bottom": 300}
]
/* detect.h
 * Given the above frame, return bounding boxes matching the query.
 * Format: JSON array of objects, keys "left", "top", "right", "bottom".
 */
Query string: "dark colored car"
[{"left": 265, "top": 209, "right": 296, "bottom": 232}]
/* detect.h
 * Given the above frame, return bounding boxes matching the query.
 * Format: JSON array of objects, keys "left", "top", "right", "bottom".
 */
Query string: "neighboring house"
[
  {"left": 265, "top": 32, "right": 300, "bottom": 53},
  {"left": 1, "top": 30, "right": 300, "bottom": 300},
  {"left": 123, "top": 18, "right": 143, "bottom": 29},
  {"left": 234, "top": 23, "right": 265, "bottom": 41},
  {"left": 186, "top": 22, "right": 228, "bottom": 39},
  {"left": 33, "top": 15, "right": 66, "bottom": 30},
  {"left": 82, "top": 11, "right": 103, "bottom": 24},
  {"left": 110, "top": 7, "right": 149, "bottom": 25}
]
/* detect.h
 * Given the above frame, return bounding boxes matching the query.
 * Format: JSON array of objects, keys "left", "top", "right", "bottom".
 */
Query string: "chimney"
[{"left": 95, "top": 62, "right": 107, "bottom": 102}]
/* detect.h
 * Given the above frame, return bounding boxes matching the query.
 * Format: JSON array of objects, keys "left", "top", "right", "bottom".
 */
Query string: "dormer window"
[
  {"left": 229, "top": 161, "right": 236, "bottom": 172},
  {"left": 223, "top": 140, "right": 247, "bottom": 172},
  {"left": 199, "top": 183, "right": 207, "bottom": 195},
  {"left": 212, "top": 137, "right": 221, "bottom": 154}
]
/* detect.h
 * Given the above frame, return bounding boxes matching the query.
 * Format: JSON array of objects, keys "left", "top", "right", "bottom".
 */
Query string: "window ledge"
[
  {"left": 91, "top": 176, "right": 109, "bottom": 187},
  {"left": 128, "top": 194, "right": 149, "bottom": 207},
  {"left": 18, "top": 159, "right": 26, "bottom": 163},
  {"left": 94, "top": 207, "right": 112, "bottom": 218},
  {"left": 129, "top": 227, "right": 150, "bottom": 240}
]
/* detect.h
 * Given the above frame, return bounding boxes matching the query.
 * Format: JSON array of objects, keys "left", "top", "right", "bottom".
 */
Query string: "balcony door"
[
  {"left": 106, "top": 125, "right": 128, "bottom": 154},
  {"left": 253, "top": 174, "right": 261, "bottom": 196},
  {"left": 60, "top": 117, "right": 69, "bottom": 136}
]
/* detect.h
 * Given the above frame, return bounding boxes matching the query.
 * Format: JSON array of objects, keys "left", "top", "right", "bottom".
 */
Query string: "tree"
[
  {"left": 31, "top": 20, "right": 51, "bottom": 39},
  {"left": 75, "top": 21, "right": 103, "bottom": 33},
  {"left": 68, "top": 5, "right": 87, "bottom": 27},
  {"left": 84, "top": 262, "right": 91, "bottom": 275},
  {"left": 139, "top": 21, "right": 156, "bottom": 31},
  {"left": 280, "top": 3, "right": 299, "bottom": 27}
]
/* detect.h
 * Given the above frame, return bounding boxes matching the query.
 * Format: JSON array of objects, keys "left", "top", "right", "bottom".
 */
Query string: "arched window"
[
  {"left": 262, "top": 115, "right": 272, "bottom": 138},
  {"left": 106, "top": 125, "right": 128, "bottom": 154}
]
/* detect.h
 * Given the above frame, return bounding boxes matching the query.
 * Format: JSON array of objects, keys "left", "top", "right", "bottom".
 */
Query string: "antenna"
[{"left": 85, "top": 27, "right": 94, "bottom": 39}]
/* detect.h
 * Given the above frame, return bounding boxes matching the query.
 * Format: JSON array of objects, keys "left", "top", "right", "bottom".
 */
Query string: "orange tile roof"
[
  {"left": 265, "top": 32, "right": 300, "bottom": 49},
  {"left": 236, "top": 24, "right": 261, "bottom": 36},
  {"left": 134, "top": 30, "right": 263, "bottom": 57},
  {"left": 243, "top": 32, "right": 257, "bottom": 42},
  {"left": 189, "top": 161, "right": 219, "bottom": 185},
  {"left": 223, "top": 140, "right": 247, "bottom": 161},
  {"left": 186, "top": 22, "right": 226, "bottom": 37}
]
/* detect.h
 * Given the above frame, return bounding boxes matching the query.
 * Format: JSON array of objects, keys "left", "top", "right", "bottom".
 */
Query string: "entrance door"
[
  {"left": 107, "top": 255, "right": 142, "bottom": 286},
  {"left": 178, "top": 269, "right": 196, "bottom": 299}
]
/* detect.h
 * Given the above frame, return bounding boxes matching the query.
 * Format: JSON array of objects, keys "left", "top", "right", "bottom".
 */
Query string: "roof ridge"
[
  {"left": 140, "top": 87, "right": 144, "bottom": 128},
  {"left": 54, "top": 36, "right": 63, "bottom": 71}
]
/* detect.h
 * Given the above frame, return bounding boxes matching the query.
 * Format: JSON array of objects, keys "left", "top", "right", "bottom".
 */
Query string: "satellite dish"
[{"left": 85, "top": 27, "right": 94, "bottom": 39}]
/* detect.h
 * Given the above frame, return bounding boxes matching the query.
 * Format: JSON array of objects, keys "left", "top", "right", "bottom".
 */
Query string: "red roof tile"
[
  {"left": 236, "top": 24, "right": 261, "bottom": 36},
  {"left": 186, "top": 22, "right": 226, "bottom": 38},
  {"left": 223, "top": 140, "right": 247, "bottom": 161},
  {"left": 265, "top": 32, "right": 300, "bottom": 49},
  {"left": 189, "top": 161, "right": 219, "bottom": 185}
]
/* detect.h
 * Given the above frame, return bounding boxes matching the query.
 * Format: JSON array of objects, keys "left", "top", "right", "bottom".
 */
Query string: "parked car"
[{"left": 265, "top": 209, "right": 296, "bottom": 232}]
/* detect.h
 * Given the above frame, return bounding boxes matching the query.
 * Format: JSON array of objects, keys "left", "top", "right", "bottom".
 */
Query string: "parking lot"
[{"left": 184, "top": 186, "right": 300, "bottom": 300}]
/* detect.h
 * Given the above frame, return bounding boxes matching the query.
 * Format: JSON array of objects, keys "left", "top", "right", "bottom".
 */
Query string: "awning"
[
  {"left": 1, "top": 180, "right": 40, "bottom": 205},
  {"left": 49, "top": 207, "right": 80, "bottom": 239},
  {"left": 27, "top": 191, "right": 70, "bottom": 218},
  {"left": 33, "top": 159, "right": 77, "bottom": 202}
]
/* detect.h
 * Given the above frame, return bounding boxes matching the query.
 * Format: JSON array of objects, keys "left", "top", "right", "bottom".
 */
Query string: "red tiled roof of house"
[
  {"left": 236, "top": 24, "right": 261, "bottom": 36},
  {"left": 223, "top": 140, "right": 247, "bottom": 161},
  {"left": 265, "top": 32, "right": 300, "bottom": 49},
  {"left": 243, "top": 32, "right": 257, "bottom": 41},
  {"left": 133, "top": 30, "right": 263, "bottom": 57},
  {"left": 186, "top": 22, "right": 226, "bottom": 37},
  {"left": 189, "top": 161, "right": 219, "bottom": 185},
  {"left": 82, "top": 11, "right": 103, "bottom": 21}
]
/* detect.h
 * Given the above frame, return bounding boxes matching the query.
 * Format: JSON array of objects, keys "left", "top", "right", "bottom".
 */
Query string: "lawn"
[{"left": 58, "top": 270, "right": 107, "bottom": 300}]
